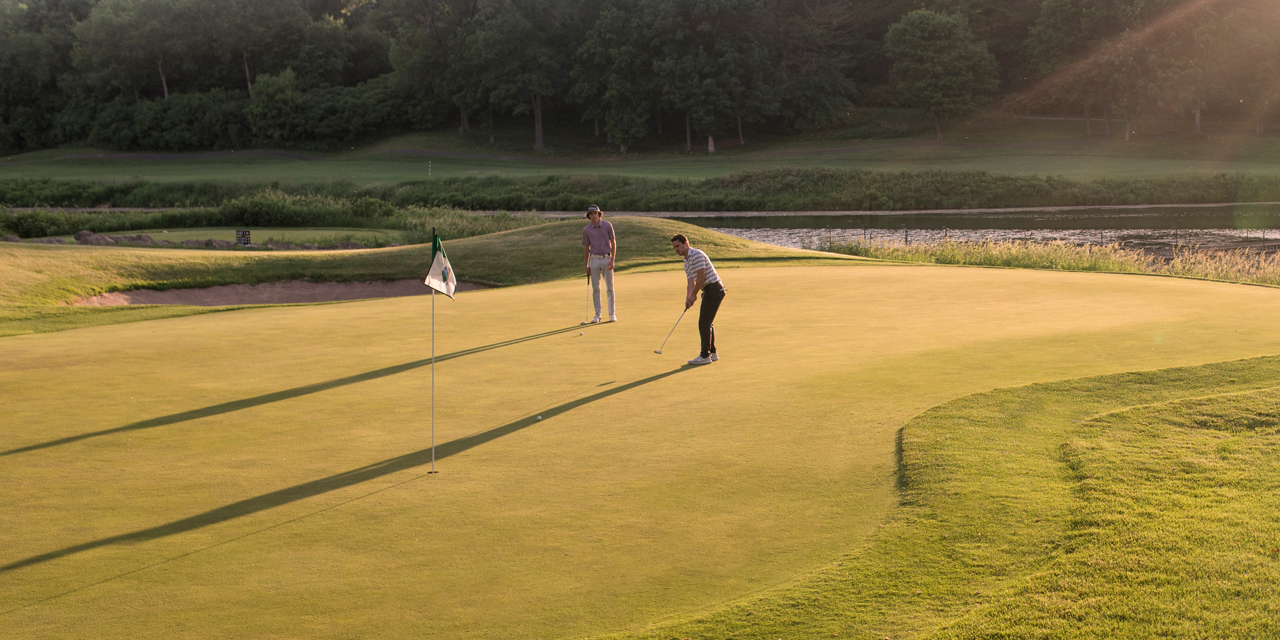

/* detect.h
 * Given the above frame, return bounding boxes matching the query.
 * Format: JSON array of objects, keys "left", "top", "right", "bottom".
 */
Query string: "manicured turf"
[
  {"left": 620, "top": 356, "right": 1280, "bottom": 639},
  {"left": 6, "top": 118, "right": 1280, "bottom": 184},
  {"left": 6, "top": 263, "right": 1280, "bottom": 638}
]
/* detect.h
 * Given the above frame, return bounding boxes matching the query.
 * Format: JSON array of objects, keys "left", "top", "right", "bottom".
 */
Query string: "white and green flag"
[{"left": 424, "top": 232, "right": 456, "bottom": 299}]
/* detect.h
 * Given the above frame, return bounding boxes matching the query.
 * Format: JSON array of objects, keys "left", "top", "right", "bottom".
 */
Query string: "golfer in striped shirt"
[{"left": 671, "top": 234, "right": 725, "bottom": 365}]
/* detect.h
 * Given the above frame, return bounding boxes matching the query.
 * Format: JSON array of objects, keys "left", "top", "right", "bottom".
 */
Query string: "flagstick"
[{"left": 430, "top": 230, "right": 438, "bottom": 475}]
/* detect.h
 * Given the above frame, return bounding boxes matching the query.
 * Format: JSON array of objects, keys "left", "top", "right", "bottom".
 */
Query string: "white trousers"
[{"left": 589, "top": 255, "right": 615, "bottom": 318}]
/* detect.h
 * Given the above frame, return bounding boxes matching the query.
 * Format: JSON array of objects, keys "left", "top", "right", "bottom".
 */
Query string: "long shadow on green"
[
  {"left": 2, "top": 325, "right": 589, "bottom": 458},
  {"left": 0, "top": 366, "right": 691, "bottom": 574}
]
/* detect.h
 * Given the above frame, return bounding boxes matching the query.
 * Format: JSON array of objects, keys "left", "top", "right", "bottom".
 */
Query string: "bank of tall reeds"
[
  {"left": 0, "top": 192, "right": 546, "bottom": 240},
  {"left": 816, "top": 237, "right": 1280, "bottom": 287},
  {"left": 5, "top": 169, "right": 1280, "bottom": 213}
]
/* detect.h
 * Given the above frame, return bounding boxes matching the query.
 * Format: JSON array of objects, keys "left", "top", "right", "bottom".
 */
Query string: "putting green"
[{"left": 5, "top": 264, "right": 1280, "bottom": 639}]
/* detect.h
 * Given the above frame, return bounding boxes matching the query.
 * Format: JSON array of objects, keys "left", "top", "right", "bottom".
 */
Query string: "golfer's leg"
[
  {"left": 698, "top": 294, "right": 717, "bottom": 358},
  {"left": 697, "top": 313, "right": 711, "bottom": 358},
  {"left": 700, "top": 289, "right": 724, "bottom": 357},
  {"left": 603, "top": 267, "right": 616, "bottom": 319},
  {"left": 590, "top": 259, "right": 602, "bottom": 318}
]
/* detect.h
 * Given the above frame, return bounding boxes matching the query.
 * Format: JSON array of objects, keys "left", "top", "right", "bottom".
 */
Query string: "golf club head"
[{"left": 654, "top": 349, "right": 662, "bottom": 354}]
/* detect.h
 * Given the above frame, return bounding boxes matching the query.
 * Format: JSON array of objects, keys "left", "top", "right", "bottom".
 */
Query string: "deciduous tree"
[
  {"left": 572, "top": 4, "right": 657, "bottom": 152},
  {"left": 464, "top": 0, "right": 568, "bottom": 150},
  {"left": 885, "top": 9, "right": 998, "bottom": 140},
  {"left": 73, "top": 0, "right": 193, "bottom": 99}
]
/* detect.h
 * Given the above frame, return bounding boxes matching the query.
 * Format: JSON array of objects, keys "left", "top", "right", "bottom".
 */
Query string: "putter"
[
  {"left": 581, "top": 272, "right": 592, "bottom": 325},
  {"left": 654, "top": 308, "right": 687, "bottom": 354}
]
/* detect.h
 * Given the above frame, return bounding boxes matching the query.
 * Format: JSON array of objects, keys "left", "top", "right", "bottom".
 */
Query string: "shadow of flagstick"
[
  {"left": 2, "top": 325, "right": 591, "bottom": 458},
  {"left": 1, "top": 365, "right": 692, "bottom": 574}
]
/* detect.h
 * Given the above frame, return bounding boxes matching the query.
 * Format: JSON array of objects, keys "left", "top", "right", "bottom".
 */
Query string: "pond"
[{"left": 673, "top": 205, "right": 1280, "bottom": 254}]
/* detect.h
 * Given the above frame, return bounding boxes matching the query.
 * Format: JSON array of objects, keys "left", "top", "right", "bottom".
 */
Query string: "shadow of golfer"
[
  {"left": 0, "top": 365, "right": 692, "bottom": 574},
  {"left": 2, "top": 325, "right": 592, "bottom": 458}
]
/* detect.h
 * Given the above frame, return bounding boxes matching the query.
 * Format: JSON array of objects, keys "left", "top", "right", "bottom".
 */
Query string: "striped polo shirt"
[{"left": 683, "top": 248, "right": 721, "bottom": 285}]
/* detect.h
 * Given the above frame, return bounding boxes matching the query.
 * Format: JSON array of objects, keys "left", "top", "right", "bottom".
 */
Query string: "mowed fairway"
[
  {"left": 9, "top": 119, "right": 1280, "bottom": 184},
  {"left": 7, "top": 264, "right": 1280, "bottom": 638},
  {"left": 4, "top": 142, "right": 1278, "bottom": 183}
]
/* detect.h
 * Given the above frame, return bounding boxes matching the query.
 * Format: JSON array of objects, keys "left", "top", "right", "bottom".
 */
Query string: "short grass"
[
  {"left": 614, "top": 356, "right": 1280, "bottom": 639},
  {"left": 961, "top": 386, "right": 1280, "bottom": 636},
  {"left": 6, "top": 116, "right": 1280, "bottom": 184},
  {"left": 8, "top": 265, "right": 1280, "bottom": 639},
  {"left": 0, "top": 217, "right": 844, "bottom": 336}
]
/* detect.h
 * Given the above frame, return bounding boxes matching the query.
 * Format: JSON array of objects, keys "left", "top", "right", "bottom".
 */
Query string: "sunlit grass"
[
  {"left": 10, "top": 265, "right": 1280, "bottom": 639},
  {"left": 617, "top": 357, "right": 1280, "bottom": 639},
  {"left": 951, "top": 388, "right": 1280, "bottom": 637}
]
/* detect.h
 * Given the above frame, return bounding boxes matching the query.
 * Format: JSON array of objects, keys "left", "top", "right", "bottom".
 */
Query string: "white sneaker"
[
  {"left": 687, "top": 355, "right": 713, "bottom": 365},
  {"left": 609, "top": 315, "right": 617, "bottom": 322},
  {"left": 583, "top": 316, "right": 600, "bottom": 324},
  {"left": 709, "top": 353, "right": 719, "bottom": 362}
]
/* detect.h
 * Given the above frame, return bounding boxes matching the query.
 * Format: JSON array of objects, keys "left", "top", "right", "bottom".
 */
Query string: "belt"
[
  {"left": 591, "top": 253, "right": 612, "bottom": 257},
  {"left": 702, "top": 281, "right": 724, "bottom": 293}
]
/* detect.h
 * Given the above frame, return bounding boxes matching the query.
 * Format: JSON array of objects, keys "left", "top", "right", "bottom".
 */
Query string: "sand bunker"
[{"left": 76, "top": 279, "right": 485, "bottom": 307}]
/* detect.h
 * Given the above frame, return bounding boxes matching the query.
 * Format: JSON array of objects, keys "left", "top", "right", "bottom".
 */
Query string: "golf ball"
[
  {"left": 536, "top": 416, "right": 542, "bottom": 420},
  {"left": 579, "top": 332, "right": 583, "bottom": 335}
]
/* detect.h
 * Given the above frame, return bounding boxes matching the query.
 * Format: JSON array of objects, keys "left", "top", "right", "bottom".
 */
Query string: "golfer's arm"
[
  {"left": 608, "top": 237, "right": 616, "bottom": 262},
  {"left": 692, "top": 269, "right": 706, "bottom": 292},
  {"left": 584, "top": 245, "right": 591, "bottom": 265}
]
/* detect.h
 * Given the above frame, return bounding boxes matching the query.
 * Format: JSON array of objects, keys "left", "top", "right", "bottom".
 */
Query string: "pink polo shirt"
[{"left": 582, "top": 220, "right": 615, "bottom": 255}]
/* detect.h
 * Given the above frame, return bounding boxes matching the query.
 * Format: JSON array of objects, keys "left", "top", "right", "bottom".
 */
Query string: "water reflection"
[
  {"left": 712, "top": 227, "right": 1280, "bottom": 256},
  {"left": 680, "top": 205, "right": 1280, "bottom": 255},
  {"left": 681, "top": 205, "right": 1280, "bottom": 232}
]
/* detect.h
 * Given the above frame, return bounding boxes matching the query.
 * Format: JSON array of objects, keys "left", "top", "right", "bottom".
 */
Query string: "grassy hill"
[
  {"left": 0, "top": 217, "right": 848, "bottom": 336},
  {"left": 620, "top": 356, "right": 1280, "bottom": 638},
  {"left": 7, "top": 117, "right": 1280, "bottom": 185}
]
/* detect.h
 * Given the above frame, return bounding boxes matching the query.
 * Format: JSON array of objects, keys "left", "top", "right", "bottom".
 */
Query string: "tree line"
[{"left": 2, "top": 0, "right": 1278, "bottom": 154}]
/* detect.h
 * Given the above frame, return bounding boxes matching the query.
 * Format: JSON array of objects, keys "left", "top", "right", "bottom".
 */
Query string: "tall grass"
[
  {"left": 815, "top": 236, "right": 1280, "bottom": 287},
  {"left": 398, "top": 209, "right": 548, "bottom": 244},
  {"left": 6, "top": 169, "right": 1280, "bottom": 213}
]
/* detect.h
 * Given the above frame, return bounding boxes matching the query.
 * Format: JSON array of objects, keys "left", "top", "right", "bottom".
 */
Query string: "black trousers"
[{"left": 699, "top": 282, "right": 726, "bottom": 358}]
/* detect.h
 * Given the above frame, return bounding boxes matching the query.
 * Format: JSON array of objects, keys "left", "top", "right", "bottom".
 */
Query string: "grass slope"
[
  {"left": 0, "top": 217, "right": 844, "bottom": 337},
  {"left": 6, "top": 265, "right": 1280, "bottom": 639},
  {"left": 9, "top": 170, "right": 1280, "bottom": 216},
  {"left": 7, "top": 118, "right": 1280, "bottom": 184},
  {"left": 620, "top": 357, "right": 1280, "bottom": 639}
]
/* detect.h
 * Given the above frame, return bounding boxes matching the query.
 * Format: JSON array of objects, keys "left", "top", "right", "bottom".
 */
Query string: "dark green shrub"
[
  {"left": 398, "top": 207, "right": 547, "bottom": 243},
  {"left": 86, "top": 97, "right": 139, "bottom": 150},
  {"left": 43, "top": 76, "right": 406, "bottom": 154},
  {"left": 350, "top": 197, "right": 395, "bottom": 218},
  {"left": 219, "top": 194, "right": 311, "bottom": 227},
  {"left": 2, "top": 210, "right": 74, "bottom": 237}
]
